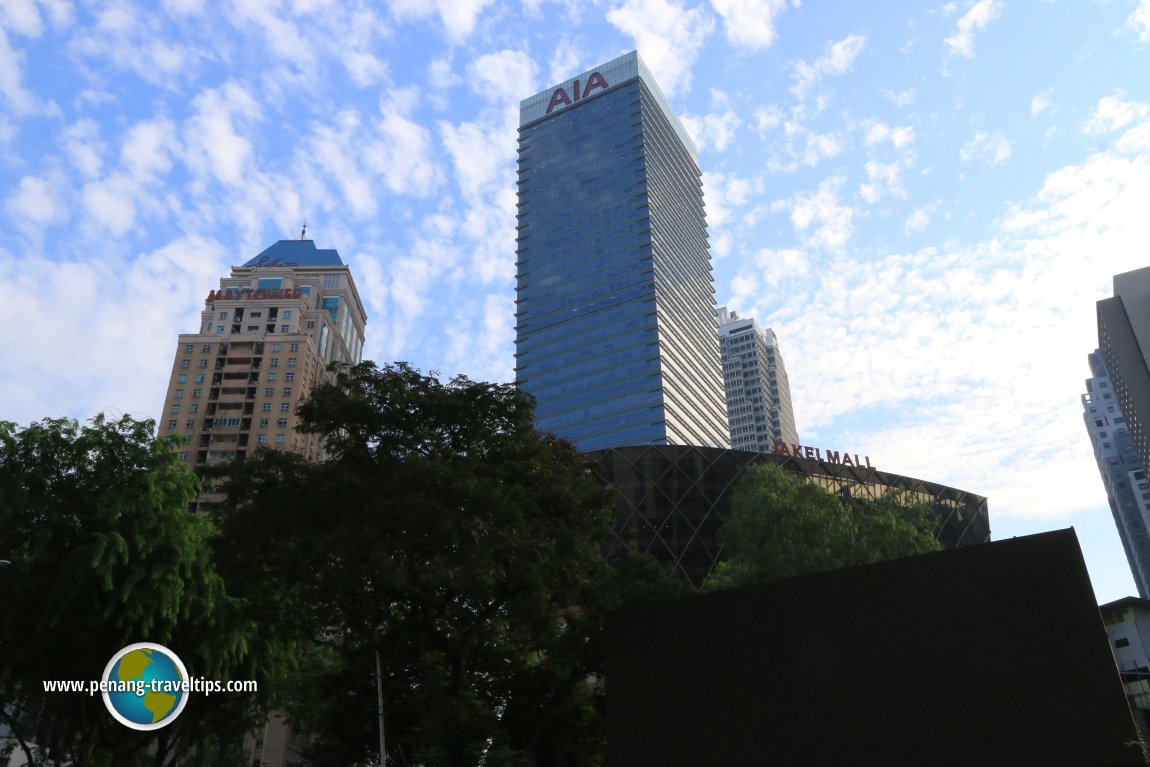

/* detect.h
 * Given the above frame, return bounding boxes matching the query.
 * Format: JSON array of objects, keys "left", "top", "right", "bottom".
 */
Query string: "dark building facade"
[
  {"left": 514, "top": 51, "right": 729, "bottom": 451},
  {"left": 587, "top": 444, "right": 991, "bottom": 586},
  {"left": 1092, "top": 266, "right": 1150, "bottom": 598}
]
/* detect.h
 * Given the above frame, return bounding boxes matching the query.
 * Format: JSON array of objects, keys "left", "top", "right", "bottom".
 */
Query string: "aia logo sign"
[{"left": 546, "top": 71, "right": 610, "bottom": 114}]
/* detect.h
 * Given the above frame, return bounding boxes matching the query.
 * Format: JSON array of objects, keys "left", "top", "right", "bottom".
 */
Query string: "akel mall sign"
[{"left": 772, "top": 441, "right": 874, "bottom": 469}]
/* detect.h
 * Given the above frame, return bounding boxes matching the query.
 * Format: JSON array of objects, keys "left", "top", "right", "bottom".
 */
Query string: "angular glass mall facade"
[{"left": 515, "top": 51, "right": 730, "bottom": 451}]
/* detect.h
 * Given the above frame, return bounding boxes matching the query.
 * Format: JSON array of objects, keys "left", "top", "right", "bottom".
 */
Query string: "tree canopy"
[
  {"left": 0, "top": 414, "right": 267, "bottom": 767},
  {"left": 209, "top": 362, "right": 616, "bottom": 766},
  {"left": 706, "top": 464, "right": 942, "bottom": 590}
]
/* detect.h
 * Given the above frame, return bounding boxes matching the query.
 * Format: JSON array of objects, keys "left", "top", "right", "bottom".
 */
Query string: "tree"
[
  {"left": 0, "top": 414, "right": 271, "bottom": 767},
  {"left": 209, "top": 362, "right": 616, "bottom": 767},
  {"left": 706, "top": 464, "right": 941, "bottom": 590}
]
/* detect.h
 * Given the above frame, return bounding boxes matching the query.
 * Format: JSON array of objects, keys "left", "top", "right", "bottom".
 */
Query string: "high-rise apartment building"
[
  {"left": 159, "top": 238, "right": 366, "bottom": 479},
  {"left": 514, "top": 51, "right": 729, "bottom": 451},
  {"left": 1089, "top": 266, "right": 1150, "bottom": 598},
  {"left": 1083, "top": 351, "right": 1150, "bottom": 598},
  {"left": 717, "top": 306, "right": 799, "bottom": 452}
]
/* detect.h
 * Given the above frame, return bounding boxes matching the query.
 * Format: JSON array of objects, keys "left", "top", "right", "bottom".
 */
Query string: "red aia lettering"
[{"left": 545, "top": 71, "right": 610, "bottom": 114}]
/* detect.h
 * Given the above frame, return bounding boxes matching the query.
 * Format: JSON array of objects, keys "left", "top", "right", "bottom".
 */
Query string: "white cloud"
[
  {"left": 0, "top": 235, "right": 230, "bottom": 425},
  {"left": 883, "top": 87, "right": 916, "bottom": 108},
  {"left": 368, "top": 89, "right": 441, "bottom": 198},
  {"left": 1030, "top": 93, "right": 1052, "bottom": 118},
  {"left": 0, "top": 0, "right": 44, "bottom": 36},
  {"left": 709, "top": 0, "right": 788, "bottom": 51},
  {"left": 1083, "top": 91, "right": 1150, "bottom": 137},
  {"left": 6, "top": 175, "right": 66, "bottom": 229},
  {"left": 606, "top": 0, "right": 715, "bottom": 96},
  {"left": 1128, "top": 0, "right": 1150, "bottom": 42},
  {"left": 944, "top": 0, "right": 1002, "bottom": 58},
  {"left": 791, "top": 33, "right": 866, "bottom": 102},
  {"left": 547, "top": 38, "right": 582, "bottom": 86},
  {"left": 960, "top": 131, "right": 1011, "bottom": 167},
  {"left": 754, "top": 104, "right": 784, "bottom": 134},
  {"left": 904, "top": 205, "right": 933, "bottom": 235},
  {"left": 788, "top": 177, "right": 854, "bottom": 251},
  {"left": 859, "top": 160, "right": 906, "bottom": 204},
  {"left": 62, "top": 119, "right": 106, "bottom": 178},
  {"left": 681, "top": 109, "right": 741, "bottom": 152},
  {"left": 467, "top": 50, "right": 536, "bottom": 105},
  {"left": 388, "top": 0, "right": 495, "bottom": 43},
  {"left": 865, "top": 122, "right": 916, "bottom": 148},
  {"left": 0, "top": 27, "right": 58, "bottom": 116},
  {"left": 182, "top": 83, "right": 262, "bottom": 188}
]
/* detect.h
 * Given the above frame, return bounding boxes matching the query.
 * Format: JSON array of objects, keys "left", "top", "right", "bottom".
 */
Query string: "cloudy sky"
[{"left": 3, "top": 0, "right": 1150, "bottom": 600}]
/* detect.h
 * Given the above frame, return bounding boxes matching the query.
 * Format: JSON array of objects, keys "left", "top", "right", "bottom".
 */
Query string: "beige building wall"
[{"left": 159, "top": 239, "right": 367, "bottom": 487}]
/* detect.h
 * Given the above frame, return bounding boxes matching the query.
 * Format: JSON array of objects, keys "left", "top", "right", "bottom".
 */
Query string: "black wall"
[{"left": 607, "top": 530, "right": 1143, "bottom": 766}]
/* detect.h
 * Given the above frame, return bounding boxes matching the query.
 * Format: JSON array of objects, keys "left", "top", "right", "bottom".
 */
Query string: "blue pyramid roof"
[{"left": 242, "top": 239, "right": 343, "bottom": 268}]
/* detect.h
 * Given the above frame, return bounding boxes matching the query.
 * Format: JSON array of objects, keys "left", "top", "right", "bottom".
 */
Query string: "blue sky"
[{"left": 3, "top": 0, "right": 1150, "bottom": 602}]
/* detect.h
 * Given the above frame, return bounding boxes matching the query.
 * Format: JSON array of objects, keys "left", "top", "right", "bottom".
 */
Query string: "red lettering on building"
[
  {"left": 545, "top": 71, "right": 611, "bottom": 114},
  {"left": 771, "top": 441, "right": 874, "bottom": 470}
]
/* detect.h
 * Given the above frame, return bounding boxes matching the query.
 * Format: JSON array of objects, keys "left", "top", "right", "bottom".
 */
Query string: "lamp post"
[{"left": 375, "top": 636, "right": 386, "bottom": 767}]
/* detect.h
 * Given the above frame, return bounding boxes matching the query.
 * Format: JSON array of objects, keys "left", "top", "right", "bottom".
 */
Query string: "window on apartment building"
[
  {"left": 184, "top": 344, "right": 194, "bottom": 353},
  {"left": 285, "top": 372, "right": 294, "bottom": 381},
  {"left": 287, "top": 358, "right": 296, "bottom": 367},
  {"left": 167, "top": 419, "right": 177, "bottom": 429},
  {"left": 277, "top": 418, "right": 288, "bottom": 427},
  {"left": 174, "top": 389, "right": 184, "bottom": 398},
  {"left": 283, "top": 310, "right": 293, "bottom": 319},
  {"left": 323, "top": 275, "right": 339, "bottom": 288},
  {"left": 189, "top": 404, "right": 199, "bottom": 413},
  {"left": 1116, "top": 638, "right": 1131, "bottom": 648},
  {"left": 289, "top": 343, "right": 299, "bottom": 352},
  {"left": 219, "top": 312, "right": 228, "bottom": 319},
  {"left": 267, "top": 373, "right": 277, "bottom": 381},
  {"left": 179, "top": 452, "right": 189, "bottom": 461},
  {"left": 258, "top": 278, "right": 282, "bottom": 289},
  {"left": 195, "top": 374, "right": 205, "bottom": 383},
  {"left": 202, "top": 344, "right": 211, "bottom": 353},
  {"left": 178, "top": 374, "right": 187, "bottom": 383},
  {"left": 192, "top": 389, "right": 201, "bottom": 398},
  {"left": 306, "top": 321, "right": 315, "bottom": 329},
  {"left": 274, "top": 434, "right": 286, "bottom": 444},
  {"left": 270, "top": 358, "right": 279, "bottom": 367},
  {"left": 272, "top": 344, "right": 281, "bottom": 353},
  {"left": 261, "top": 403, "right": 272, "bottom": 412},
  {"left": 180, "top": 360, "right": 190, "bottom": 369},
  {"left": 171, "top": 405, "right": 181, "bottom": 414},
  {"left": 265, "top": 388, "right": 275, "bottom": 397},
  {"left": 280, "top": 403, "right": 290, "bottom": 412},
  {"left": 186, "top": 420, "right": 195, "bottom": 429},
  {"left": 259, "top": 418, "right": 268, "bottom": 428},
  {"left": 216, "top": 326, "right": 225, "bottom": 333},
  {"left": 281, "top": 325, "right": 290, "bottom": 333},
  {"left": 257, "top": 434, "right": 267, "bottom": 445},
  {"left": 197, "top": 359, "right": 208, "bottom": 368},
  {"left": 283, "top": 388, "right": 292, "bottom": 397}
]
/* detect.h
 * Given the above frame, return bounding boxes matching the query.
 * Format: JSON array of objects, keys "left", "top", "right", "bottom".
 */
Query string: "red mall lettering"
[
  {"left": 545, "top": 71, "right": 610, "bottom": 114},
  {"left": 771, "top": 440, "right": 873, "bottom": 469}
]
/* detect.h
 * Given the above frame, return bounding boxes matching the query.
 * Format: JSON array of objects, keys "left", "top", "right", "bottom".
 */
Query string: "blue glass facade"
[{"left": 515, "top": 52, "right": 729, "bottom": 451}]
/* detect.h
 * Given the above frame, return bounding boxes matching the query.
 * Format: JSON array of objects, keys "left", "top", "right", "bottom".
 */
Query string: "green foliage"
[
  {"left": 210, "top": 362, "right": 616, "bottom": 767},
  {"left": 706, "top": 464, "right": 942, "bottom": 590},
  {"left": 0, "top": 414, "right": 269, "bottom": 766}
]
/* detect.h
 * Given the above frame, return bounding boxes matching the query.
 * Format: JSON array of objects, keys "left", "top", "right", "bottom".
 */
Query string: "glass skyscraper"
[{"left": 514, "top": 51, "right": 729, "bottom": 451}]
